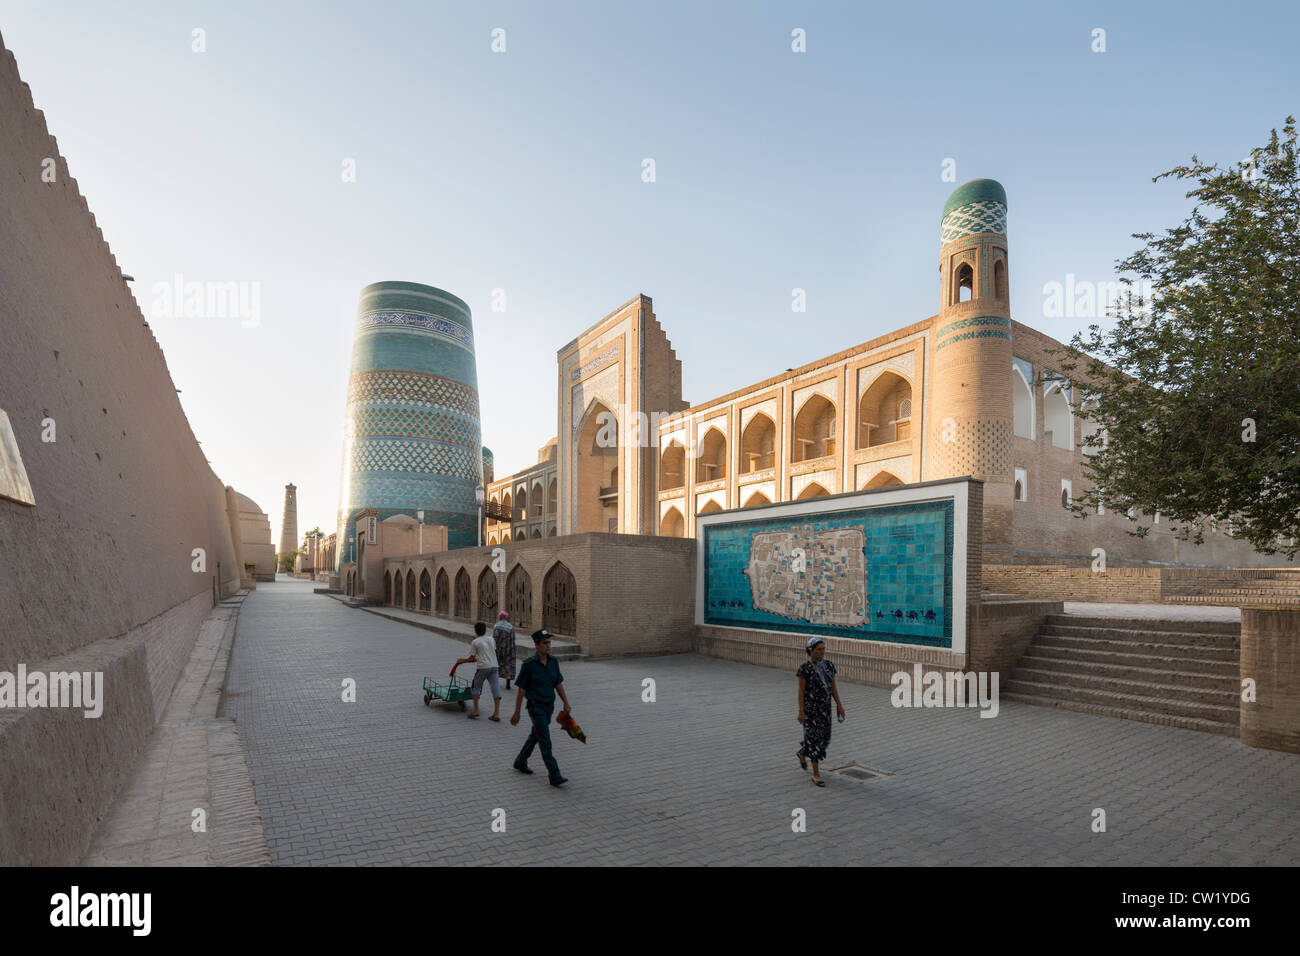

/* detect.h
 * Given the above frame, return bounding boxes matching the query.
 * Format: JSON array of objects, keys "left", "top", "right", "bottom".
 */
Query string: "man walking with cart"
[
  {"left": 510, "top": 628, "right": 571, "bottom": 787},
  {"left": 452, "top": 621, "right": 502, "bottom": 721}
]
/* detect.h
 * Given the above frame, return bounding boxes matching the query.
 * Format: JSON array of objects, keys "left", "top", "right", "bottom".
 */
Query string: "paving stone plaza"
[{"left": 208, "top": 578, "right": 1299, "bottom": 866}]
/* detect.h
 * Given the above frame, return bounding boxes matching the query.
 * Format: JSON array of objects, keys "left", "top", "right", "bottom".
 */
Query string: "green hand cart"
[{"left": 423, "top": 675, "right": 474, "bottom": 711}]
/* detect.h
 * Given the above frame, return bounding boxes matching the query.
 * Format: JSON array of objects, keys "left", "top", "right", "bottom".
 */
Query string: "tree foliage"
[{"left": 1055, "top": 117, "right": 1299, "bottom": 557}]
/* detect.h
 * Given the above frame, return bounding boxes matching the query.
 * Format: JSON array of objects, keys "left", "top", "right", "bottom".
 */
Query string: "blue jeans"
[{"left": 516, "top": 700, "right": 561, "bottom": 781}]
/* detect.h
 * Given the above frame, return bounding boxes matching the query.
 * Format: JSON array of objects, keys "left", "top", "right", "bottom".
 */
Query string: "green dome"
[{"left": 941, "top": 179, "right": 1007, "bottom": 220}]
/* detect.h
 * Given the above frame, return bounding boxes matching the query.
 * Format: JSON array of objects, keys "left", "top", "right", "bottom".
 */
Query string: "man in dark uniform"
[{"left": 510, "top": 629, "right": 572, "bottom": 787}]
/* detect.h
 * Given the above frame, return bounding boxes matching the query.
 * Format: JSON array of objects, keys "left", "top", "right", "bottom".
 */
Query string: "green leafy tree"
[{"left": 1056, "top": 117, "right": 1299, "bottom": 558}]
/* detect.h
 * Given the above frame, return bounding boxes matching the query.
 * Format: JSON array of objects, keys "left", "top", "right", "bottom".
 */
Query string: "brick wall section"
[
  {"left": 380, "top": 533, "right": 697, "bottom": 658},
  {"left": 695, "top": 625, "right": 967, "bottom": 689},
  {"left": 1239, "top": 608, "right": 1300, "bottom": 753},
  {"left": 982, "top": 565, "right": 1295, "bottom": 604},
  {"left": 0, "top": 35, "right": 242, "bottom": 864},
  {"left": 966, "top": 599, "right": 1063, "bottom": 676}
]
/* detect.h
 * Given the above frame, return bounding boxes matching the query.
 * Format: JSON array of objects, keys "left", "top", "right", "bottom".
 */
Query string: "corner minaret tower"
[
  {"left": 926, "top": 179, "right": 1015, "bottom": 553},
  {"left": 279, "top": 483, "right": 298, "bottom": 558}
]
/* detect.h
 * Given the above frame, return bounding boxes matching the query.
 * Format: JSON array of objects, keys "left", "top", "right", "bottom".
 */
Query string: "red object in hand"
[{"left": 557, "top": 710, "right": 586, "bottom": 744}]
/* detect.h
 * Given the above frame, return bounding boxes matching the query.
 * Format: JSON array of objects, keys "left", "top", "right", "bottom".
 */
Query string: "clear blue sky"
[{"left": 2, "top": 0, "right": 1295, "bottom": 545}]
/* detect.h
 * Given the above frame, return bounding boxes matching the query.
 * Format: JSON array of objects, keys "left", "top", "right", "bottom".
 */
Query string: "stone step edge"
[
  {"left": 1029, "top": 645, "right": 1237, "bottom": 670},
  {"left": 1042, "top": 623, "right": 1240, "bottom": 641},
  {"left": 1010, "top": 667, "right": 1238, "bottom": 701},
  {"left": 1045, "top": 615, "right": 1239, "bottom": 634},
  {"left": 1002, "top": 679, "right": 1239, "bottom": 721},
  {"left": 1036, "top": 637, "right": 1239, "bottom": 659},
  {"left": 1000, "top": 692, "right": 1239, "bottom": 736},
  {"left": 1017, "top": 656, "right": 1238, "bottom": 685}
]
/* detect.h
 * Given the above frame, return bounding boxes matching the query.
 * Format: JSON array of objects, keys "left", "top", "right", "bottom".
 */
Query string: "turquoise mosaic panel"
[
  {"left": 940, "top": 199, "right": 1008, "bottom": 244},
  {"left": 350, "top": 331, "right": 479, "bottom": 385},
  {"left": 935, "top": 328, "right": 1013, "bottom": 350},
  {"left": 703, "top": 501, "right": 953, "bottom": 647}
]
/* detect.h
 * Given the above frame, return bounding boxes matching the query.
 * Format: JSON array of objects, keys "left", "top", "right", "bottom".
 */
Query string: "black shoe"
[
  {"left": 549, "top": 776, "right": 568, "bottom": 787},
  {"left": 513, "top": 762, "right": 533, "bottom": 775}
]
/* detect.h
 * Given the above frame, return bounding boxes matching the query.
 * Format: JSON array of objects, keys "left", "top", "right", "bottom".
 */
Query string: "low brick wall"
[
  {"left": 696, "top": 598, "right": 1058, "bottom": 688},
  {"left": 967, "top": 599, "right": 1063, "bottom": 676},
  {"left": 981, "top": 565, "right": 1288, "bottom": 605},
  {"left": 984, "top": 566, "right": 1165, "bottom": 603},
  {"left": 1240, "top": 607, "right": 1300, "bottom": 754},
  {"left": 694, "top": 624, "right": 966, "bottom": 688}
]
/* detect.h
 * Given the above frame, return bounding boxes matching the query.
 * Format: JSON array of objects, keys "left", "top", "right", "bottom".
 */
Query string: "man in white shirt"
[{"left": 453, "top": 621, "right": 502, "bottom": 720}]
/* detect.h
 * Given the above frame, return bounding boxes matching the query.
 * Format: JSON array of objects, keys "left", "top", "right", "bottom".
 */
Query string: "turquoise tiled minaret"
[
  {"left": 939, "top": 178, "right": 1008, "bottom": 245},
  {"left": 336, "top": 281, "right": 483, "bottom": 561}
]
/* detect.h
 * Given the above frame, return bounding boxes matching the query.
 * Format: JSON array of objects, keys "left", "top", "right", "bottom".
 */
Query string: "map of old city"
[{"left": 744, "top": 525, "right": 867, "bottom": 625}]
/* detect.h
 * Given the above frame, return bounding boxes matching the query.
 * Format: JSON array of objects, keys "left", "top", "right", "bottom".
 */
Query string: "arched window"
[
  {"left": 697, "top": 428, "right": 727, "bottom": 482},
  {"left": 516, "top": 488, "right": 528, "bottom": 523},
  {"left": 797, "top": 482, "right": 830, "bottom": 500},
  {"left": 1012, "top": 368, "right": 1034, "bottom": 439},
  {"left": 393, "top": 570, "right": 403, "bottom": 607},
  {"left": 547, "top": 477, "right": 558, "bottom": 514},
  {"left": 699, "top": 499, "right": 723, "bottom": 514},
  {"left": 955, "top": 262, "right": 974, "bottom": 303},
  {"left": 864, "top": 471, "right": 903, "bottom": 490},
  {"left": 435, "top": 568, "right": 450, "bottom": 615},
  {"left": 1014, "top": 479, "right": 1023, "bottom": 500},
  {"left": 507, "top": 564, "right": 532, "bottom": 628},
  {"left": 792, "top": 395, "right": 836, "bottom": 461},
  {"left": 406, "top": 569, "right": 416, "bottom": 611},
  {"left": 740, "top": 414, "right": 776, "bottom": 474},
  {"left": 543, "top": 562, "right": 577, "bottom": 635},
  {"left": 477, "top": 567, "right": 499, "bottom": 622},
  {"left": 660, "top": 441, "right": 685, "bottom": 490},
  {"left": 454, "top": 568, "right": 471, "bottom": 618},
  {"left": 994, "top": 258, "right": 1008, "bottom": 299},
  {"left": 661, "top": 507, "right": 685, "bottom": 537},
  {"left": 419, "top": 569, "right": 431, "bottom": 613},
  {"left": 1044, "top": 385, "right": 1073, "bottom": 450},
  {"left": 858, "top": 372, "right": 912, "bottom": 448},
  {"left": 743, "top": 491, "right": 771, "bottom": 508},
  {"left": 383, "top": 571, "right": 392, "bottom": 605}
]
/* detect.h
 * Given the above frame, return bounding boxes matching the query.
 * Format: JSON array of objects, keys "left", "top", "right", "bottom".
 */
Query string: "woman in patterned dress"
[
  {"left": 797, "top": 636, "right": 845, "bottom": 787},
  {"left": 493, "top": 611, "right": 517, "bottom": 689}
]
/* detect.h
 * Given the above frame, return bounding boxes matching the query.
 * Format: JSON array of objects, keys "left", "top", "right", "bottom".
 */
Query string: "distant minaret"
[{"left": 279, "top": 483, "right": 298, "bottom": 557}]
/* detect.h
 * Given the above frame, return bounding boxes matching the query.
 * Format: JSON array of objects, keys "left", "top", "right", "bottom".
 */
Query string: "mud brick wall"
[{"left": 0, "top": 34, "right": 240, "bottom": 865}]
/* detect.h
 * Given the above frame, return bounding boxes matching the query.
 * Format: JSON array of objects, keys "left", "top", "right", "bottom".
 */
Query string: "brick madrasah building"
[{"left": 472, "top": 178, "right": 1269, "bottom": 569}]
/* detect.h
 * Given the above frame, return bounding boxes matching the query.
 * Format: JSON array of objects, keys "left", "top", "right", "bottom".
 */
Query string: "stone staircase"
[{"left": 1003, "top": 614, "right": 1240, "bottom": 735}]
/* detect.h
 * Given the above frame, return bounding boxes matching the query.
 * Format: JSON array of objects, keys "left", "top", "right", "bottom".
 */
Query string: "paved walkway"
[
  {"left": 220, "top": 578, "right": 1298, "bottom": 865},
  {"left": 85, "top": 592, "right": 271, "bottom": 866}
]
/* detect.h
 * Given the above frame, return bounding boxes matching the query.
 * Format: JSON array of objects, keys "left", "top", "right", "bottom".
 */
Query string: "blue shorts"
[{"left": 472, "top": 667, "right": 501, "bottom": 700}]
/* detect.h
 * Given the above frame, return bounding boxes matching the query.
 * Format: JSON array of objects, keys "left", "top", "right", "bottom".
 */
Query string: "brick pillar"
[{"left": 1240, "top": 607, "right": 1300, "bottom": 753}]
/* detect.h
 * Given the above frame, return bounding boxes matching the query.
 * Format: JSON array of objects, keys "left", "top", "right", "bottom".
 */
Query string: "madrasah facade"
[{"left": 483, "top": 179, "right": 1271, "bottom": 569}]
